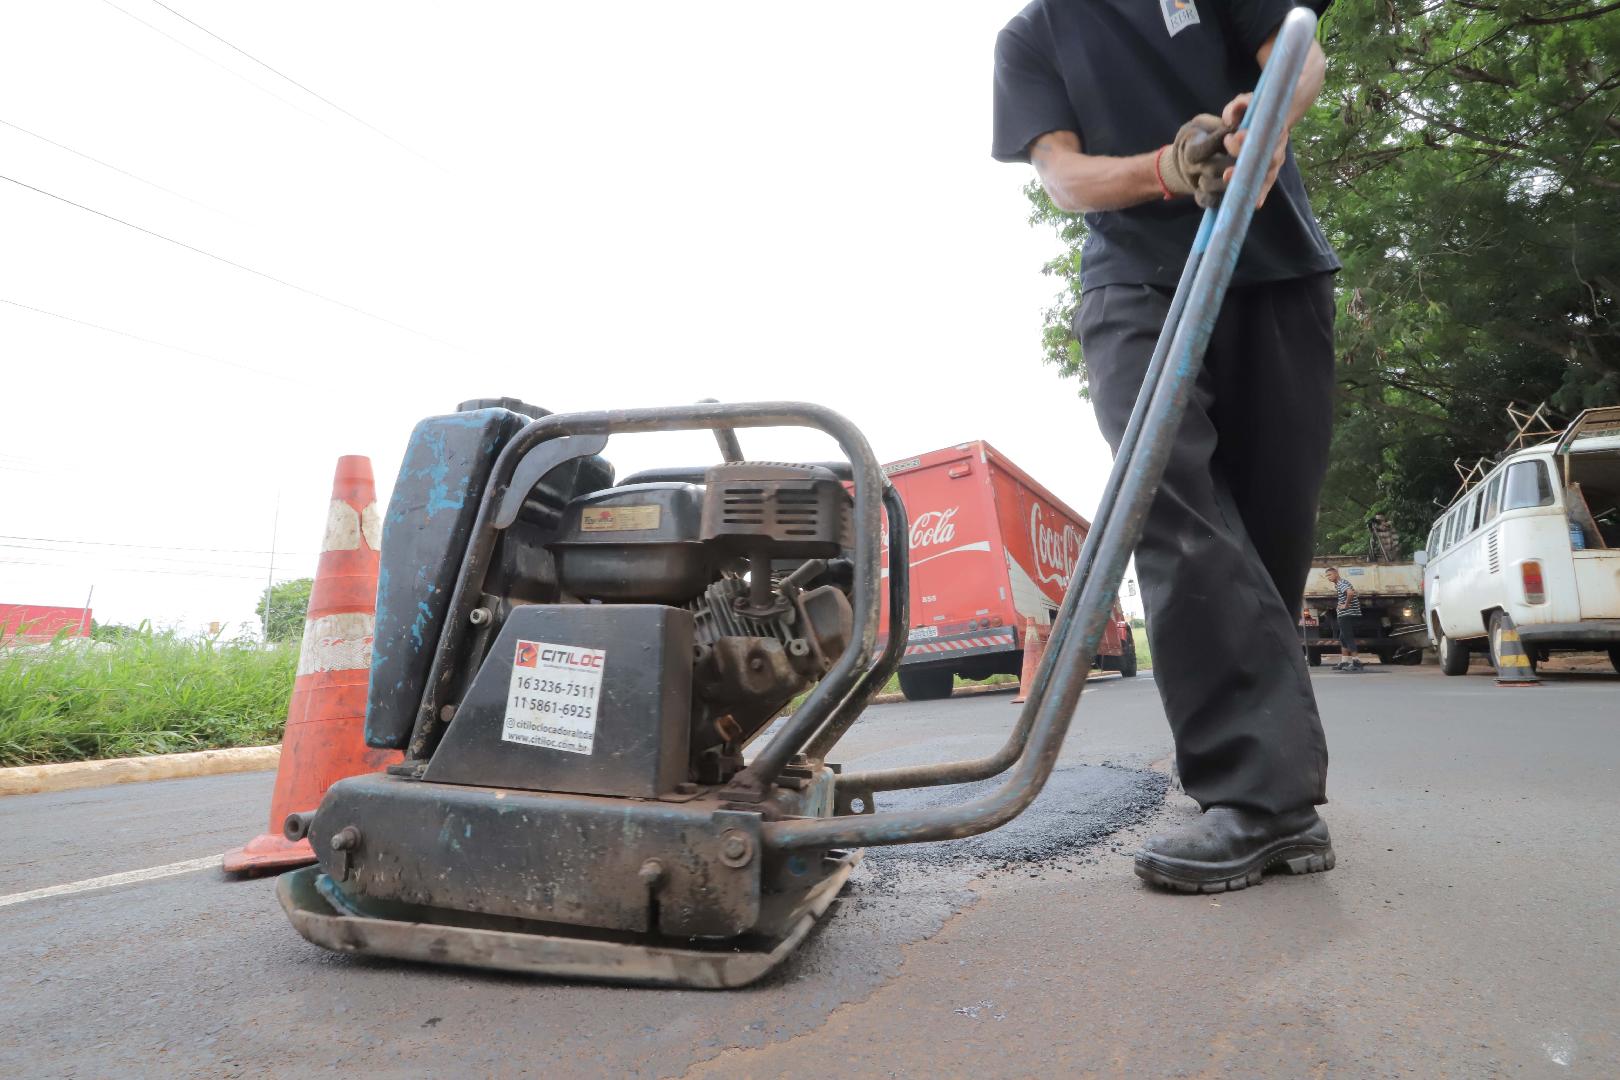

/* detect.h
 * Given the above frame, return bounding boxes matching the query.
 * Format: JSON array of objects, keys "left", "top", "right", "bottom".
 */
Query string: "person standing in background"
[{"left": 1325, "top": 567, "right": 1362, "bottom": 672}]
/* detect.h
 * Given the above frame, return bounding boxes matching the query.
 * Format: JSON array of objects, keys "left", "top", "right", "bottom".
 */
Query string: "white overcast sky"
[{"left": 1, "top": 2, "right": 1132, "bottom": 634}]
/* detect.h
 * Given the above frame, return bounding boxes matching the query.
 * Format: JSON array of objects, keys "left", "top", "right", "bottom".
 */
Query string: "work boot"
[{"left": 1134, "top": 806, "right": 1335, "bottom": 893}]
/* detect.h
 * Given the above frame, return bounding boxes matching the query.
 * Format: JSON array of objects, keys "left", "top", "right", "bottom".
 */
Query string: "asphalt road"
[{"left": 2, "top": 662, "right": 1616, "bottom": 1078}]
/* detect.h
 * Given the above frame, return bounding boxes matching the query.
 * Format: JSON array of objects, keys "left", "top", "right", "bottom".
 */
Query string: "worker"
[
  {"left": 992, "top": 0, "right": 1339, "bottom": 892},
  {"left": 1325, "top": 567, "right": 1363, "bottom": 672}
]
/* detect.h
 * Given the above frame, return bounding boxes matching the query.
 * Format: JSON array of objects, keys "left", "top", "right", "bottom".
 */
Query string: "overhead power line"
[
  {"left": 0, "top": 173, "right": 456, "bottom": 348},
  {"left": 96, "top": 0, "right": 323, "bottom": 124},
  {"left": 0, "top": 556, "right": 284, "bottom": 582},
  {"left": 144, "top": 0, "right": 441, "bottom": 171},
  {"left": 0, "top": 533, "right": 315, "bottom": 557},
  {"left": 0, "top": 543, "right": 287, "bottom": 576},
  {"left": 0, "top": 296, "right": 296, "bottom": 384},
  {"left": 0, "top": 118, "right": 224, "bottom": 215}
]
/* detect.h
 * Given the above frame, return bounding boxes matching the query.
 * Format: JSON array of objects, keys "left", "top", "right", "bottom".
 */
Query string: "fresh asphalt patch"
[
  {"left": 827, "top": 735, "right": 1170, "bottom": 964},
  {"left": 867, "top": 762, "right": 1170, "bottom": 871}
]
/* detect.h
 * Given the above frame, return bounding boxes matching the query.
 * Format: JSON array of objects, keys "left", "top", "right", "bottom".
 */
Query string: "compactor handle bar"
[{"left": 765, "top": 7, "right": 1320, "bottom": 851}]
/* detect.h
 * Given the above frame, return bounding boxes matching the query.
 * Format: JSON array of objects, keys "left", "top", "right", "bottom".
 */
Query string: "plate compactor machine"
[{"left": 276, "top": 7, "right": 1316, "bottom": 990}]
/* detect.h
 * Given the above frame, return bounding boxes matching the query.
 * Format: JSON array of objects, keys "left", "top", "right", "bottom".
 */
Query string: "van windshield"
[{"left": 1502, "top": 460, "right": 1554, "bottom": 511}]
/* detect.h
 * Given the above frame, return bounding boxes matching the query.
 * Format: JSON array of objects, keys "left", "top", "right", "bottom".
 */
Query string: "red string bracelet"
[{"left": 1153, "top": 145, "right": 1175, "bottom": 200}]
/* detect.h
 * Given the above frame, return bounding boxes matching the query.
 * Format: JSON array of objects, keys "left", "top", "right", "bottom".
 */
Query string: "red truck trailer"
[
  {"left": 880, "top": 441, "right": 1135, "bottom": 701},
  {"left": 0, "top": 604, "right": 93, "bottom": 644}
]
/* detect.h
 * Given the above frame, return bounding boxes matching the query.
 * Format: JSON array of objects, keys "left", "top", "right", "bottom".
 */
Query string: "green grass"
[
  {"left": 1130, "top": 629, "right": 1153, "bottom": 671},
  {"left": 0, "top": 629, "right": 296, "bottom": 767}
]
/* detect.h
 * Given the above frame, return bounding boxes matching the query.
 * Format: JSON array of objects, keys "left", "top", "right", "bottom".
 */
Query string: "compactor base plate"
[{"left": 277, "top": 849, "right": 860, "bottom": 989}]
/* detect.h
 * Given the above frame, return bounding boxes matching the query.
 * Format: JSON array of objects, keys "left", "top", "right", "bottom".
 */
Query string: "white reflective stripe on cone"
[
  {"left": 321, "top": 499, "right": 363, "bottom": 552},
  {"left": 296, "top": 612, "right": 376, "bottom": 676},
  {"left": 359, "top": 501, "right": 381, "bottom": 550}
]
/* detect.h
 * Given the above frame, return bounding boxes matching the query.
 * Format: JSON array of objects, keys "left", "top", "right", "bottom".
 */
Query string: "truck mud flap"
[{"left": 277, "top": 850, "right": 860, "bottom": 990}]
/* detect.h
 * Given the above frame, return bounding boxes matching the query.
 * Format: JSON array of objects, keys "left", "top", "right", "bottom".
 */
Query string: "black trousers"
[{"left": 1076, "top": 273, "right": 1335, "bottom": 814}]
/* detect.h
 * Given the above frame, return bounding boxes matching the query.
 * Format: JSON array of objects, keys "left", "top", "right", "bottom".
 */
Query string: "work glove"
[{"left": 1156, "top": 114, "right": 1236, "bottom": 208}]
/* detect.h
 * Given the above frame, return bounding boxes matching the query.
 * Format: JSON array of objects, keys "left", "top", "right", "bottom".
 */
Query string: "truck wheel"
[
  {"left": 1611, "top": 647, "right": 1620, "bottom": 675},
  {"left": 1437, "top": 631, "right": 1470, "bottom": 676},
  {"left": 1118, "top": 632, "right": 1138, "bottom": 678},
  {"left": 898, "top": 667, "right": 954, "bottom": 701},
  {"left": 1394, "top": 648, "right": 1424, "bottom": 666}
]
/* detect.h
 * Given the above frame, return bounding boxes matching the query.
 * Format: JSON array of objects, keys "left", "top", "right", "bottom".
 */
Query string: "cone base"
[{"left": 222, "top": 833, "right": 315, "bottom": 876}]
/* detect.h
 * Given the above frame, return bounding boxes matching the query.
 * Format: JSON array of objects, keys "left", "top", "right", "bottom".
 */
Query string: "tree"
[
  {"left": 256, "top": 578, "right": 313, "bottom": 644},
  {"left": 1026, "top": 1, "right": 1620, "bottom": 554},
  {"left": 89, "top": 620, "right": 142, "bottom": 642}
]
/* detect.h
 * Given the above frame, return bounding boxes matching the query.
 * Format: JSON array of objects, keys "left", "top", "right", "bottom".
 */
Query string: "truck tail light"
[
  {"left": 1521, "top": 560, "right": 1546, "bottom": 605},
  {"left": 990, "top": 616, "right": 1002, "bottom": 627}
]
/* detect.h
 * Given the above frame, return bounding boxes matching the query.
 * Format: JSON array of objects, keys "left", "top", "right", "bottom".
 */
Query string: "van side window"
[
  {"left": 1483, "top": 473, "right": 1503, "bottom": 522},
  {"left": 1443, "top": 509, "right": 1458, "bottom": 550},
  {"left": 1502, "top": 460, "right": 1555, "bottom": 511},
  {"left": 1469, "top": 492, "right": 1483, "bottom": 533},
  {"left": 1427, "top": 524, "right": 1440, "bottom": 555}
]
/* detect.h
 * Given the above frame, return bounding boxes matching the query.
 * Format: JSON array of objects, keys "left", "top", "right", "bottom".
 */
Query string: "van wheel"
[
  {"left": 1488, "top": 612, "right": 1537, "bottom": 674},
  {"left": 1438, "top": 631, "right": 1470, "bottom": 676},
  {"left": 898, "top": 667, "right": 954, "bottom": 701}
]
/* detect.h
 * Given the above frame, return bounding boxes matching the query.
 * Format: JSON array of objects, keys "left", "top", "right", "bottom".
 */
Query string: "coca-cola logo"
[
  {"left": 908, "top": 507, "right": 957, "bottom": 549},
  {"left": 882, "top": 507, "right": 959, "bottom": 551},
  {"left": 1030, "top": 503, "right": 1083, "bottom": 586}
]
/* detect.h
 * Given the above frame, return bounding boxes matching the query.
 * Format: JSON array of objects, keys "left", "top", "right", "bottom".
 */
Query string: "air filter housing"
[{"left": 700, "top": 462, "right": 851, "bottom": 558}]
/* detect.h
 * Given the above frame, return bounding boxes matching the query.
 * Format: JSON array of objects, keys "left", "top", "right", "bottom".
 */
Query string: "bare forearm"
[
  {"left": 1267, "top": 37, "right": 1325, "bottom": 130},
  {"left": 1031, "top": 136, "right": 1163, "bottom": 214}
]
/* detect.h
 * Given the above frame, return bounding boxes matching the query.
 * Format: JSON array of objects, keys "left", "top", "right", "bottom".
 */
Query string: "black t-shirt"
[{"left": 992, "top": 0, "right": 1340, "bottom": 291}]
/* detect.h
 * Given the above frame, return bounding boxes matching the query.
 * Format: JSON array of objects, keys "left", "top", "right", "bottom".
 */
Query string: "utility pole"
[
  {"left": 262, "top": 492, "right": 280, "bottom": 646},
  {"left": 78, "top": 585, "right": 94, "bottom": 638}
]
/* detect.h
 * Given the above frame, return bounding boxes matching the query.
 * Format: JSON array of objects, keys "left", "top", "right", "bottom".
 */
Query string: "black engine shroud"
[{"left": 366, "top": 404, "right": 856, "bottom": 793}]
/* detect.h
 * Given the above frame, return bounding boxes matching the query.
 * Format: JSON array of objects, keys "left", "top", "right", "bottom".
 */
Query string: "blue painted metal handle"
[{"left": 768, "top": 7, "right": 1320, "bottom": 850}]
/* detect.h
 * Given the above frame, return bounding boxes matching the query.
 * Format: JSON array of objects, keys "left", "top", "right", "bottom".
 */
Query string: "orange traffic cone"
[
  {"left": 1012, "top": 618, "right": 1045, "bottom": 704},
  {"left": 223, "top": 456, "right": 401, "bottom": 875}
]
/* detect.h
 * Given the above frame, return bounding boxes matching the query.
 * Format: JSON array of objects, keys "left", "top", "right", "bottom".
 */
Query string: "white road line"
[{"left": 0, "top": 854, "right": 222, "bottom": 908}]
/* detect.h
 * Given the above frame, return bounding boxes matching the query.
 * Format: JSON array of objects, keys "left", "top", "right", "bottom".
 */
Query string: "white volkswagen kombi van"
[{"left": 1419, "top": 407, "right": 1620, "bottom": 675}]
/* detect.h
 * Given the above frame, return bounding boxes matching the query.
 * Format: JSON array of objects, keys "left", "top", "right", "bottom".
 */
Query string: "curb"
[{"left": 0, "top": 745, "right": 281, "bottom": 798}]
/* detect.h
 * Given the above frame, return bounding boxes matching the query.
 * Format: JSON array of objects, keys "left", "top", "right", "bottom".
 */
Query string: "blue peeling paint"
[
  {"left": 409, "top": 600, "right": 434, "bottom": 648},
  {"left": 395, "top": 413, "right": 505, "bottom": 522},
  {"left": 437, "top": 818, "right": 464, "bottom": 852}
]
